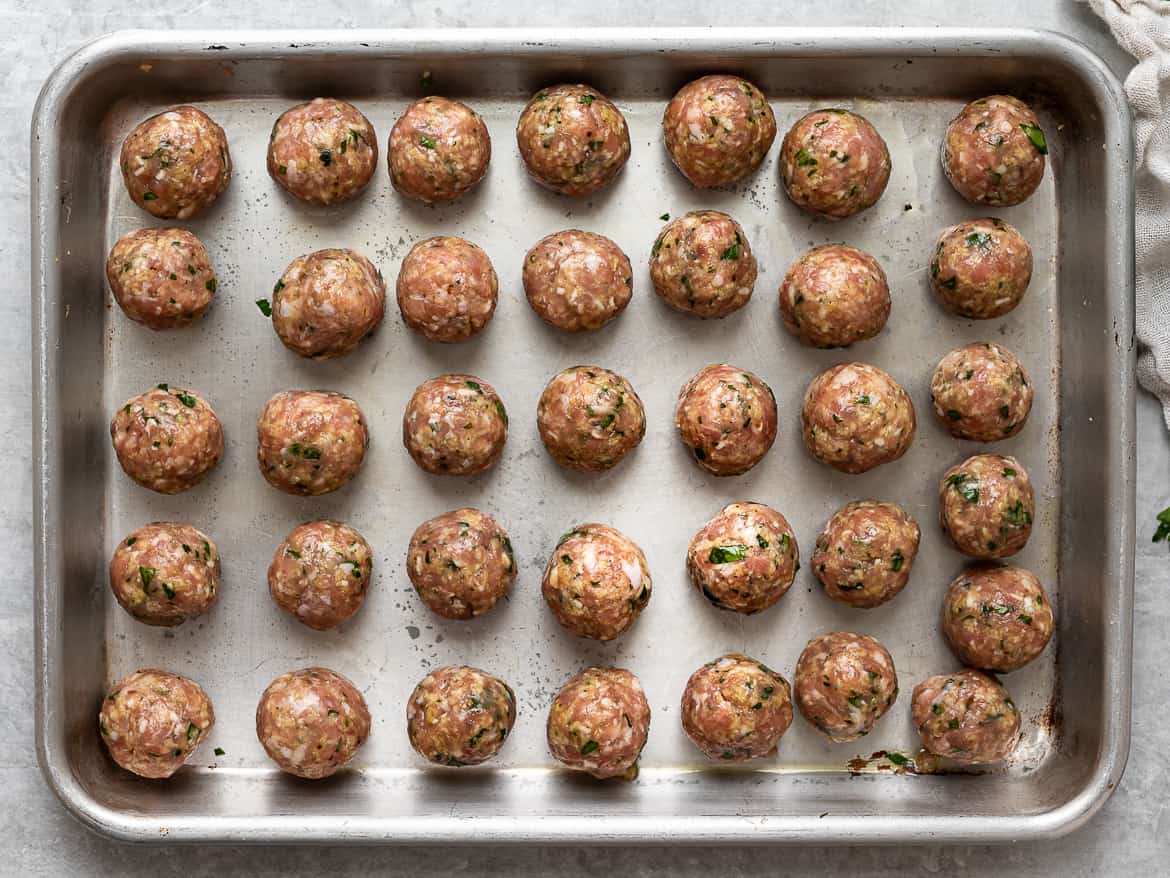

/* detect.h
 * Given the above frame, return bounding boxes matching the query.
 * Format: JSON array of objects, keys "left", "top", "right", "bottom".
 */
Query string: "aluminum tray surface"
[{"left": 32, "top": 28, "right": 1134, "bottom": 844}]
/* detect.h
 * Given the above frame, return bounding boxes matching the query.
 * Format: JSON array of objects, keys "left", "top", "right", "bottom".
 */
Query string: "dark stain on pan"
[{"left": 846, "top": 750, "right": 920, "bottom": 776}]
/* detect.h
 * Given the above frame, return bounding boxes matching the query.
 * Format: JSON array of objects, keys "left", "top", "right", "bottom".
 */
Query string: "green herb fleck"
[
  {"left": 139, "top": 566, "right": 156, "bottom": 590},
  {"left": 1020, "top": 122, "right": 1048, "bottom": 154},
  {"left": 205, "top": 278, "right": 217, "bottom": 293},
  {"left": 756, "top": 534, "right": 769, "bottom": 549},
  {"left": 939, "top": 276, "right": 958, "bottom": 289},
  {"left": 142, "top": 192, "right": 157, "bottom": 201},
  {"left": 709, "top": 545, "right": 749, "bottom": 564},
  {"left": 721, "top": 234, "right": 741, "bottom": 261},
  {"left": 419, "top": 136, "right": 436, "bottom": 149},
  {"left": 659, "top": 213, "right": 669, "bottom": 221},
  {"left": 1153, "top": 506, "right": 1170, "bottom": 545},
  {"left": 947, "top": 473, "right": 979, "bottom": 503},
  {"left": 891, "top": 550, "right": 905, "bottom": 572},
  {"left": 887, "top": 752, "right": 910, "bottom": 767},
  {"left": 175, "top": 391, "right": 196, "bottom": 408},
  {"left": 162, "top": 582, "right": 176, "bottom": 599},
  {"left": 256, "top": 298, "right": 272, "bottom": 316},
  {"left": 794, "top": 148, "right": 817, "bottom": 168},
  {"left": 580, "top": 740, "right": 599, "bottom": 754},
  {"left": 579, "top": 94, "right": 595, "bottom": 105},
  {"left": 213, "top": 747, "right": 225, "bottom": 756}
]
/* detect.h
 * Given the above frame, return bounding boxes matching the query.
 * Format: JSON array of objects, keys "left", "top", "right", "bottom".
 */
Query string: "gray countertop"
[{"left": 6, "top": 1, "right": 1166, "bottom": 874}]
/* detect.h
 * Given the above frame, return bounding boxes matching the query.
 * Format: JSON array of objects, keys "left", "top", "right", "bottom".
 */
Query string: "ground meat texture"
[
  {"left": 675, "top": 364, "right": 778, "bottom": 476},
  {"left": 523, "top": 230, "right": 633, "bottom": 332},
  {"left": 542, "top": 523, "right": 651, "bottom": 641},
  {"left": 680, "top": 654, "right": 792, "bottom": 761},
  {"left": 389, "top": 97, "right": 491, "bottom": 203},
  {"left": 396, "top": 236, "right": 498, "bottom": 343},
  {"left": 931, "top": 342, "right": 1033, "bottom": 441},
  {"left": 687, "top": 502, "right": 798, "bottom": 615},
  {"left": 942, "top": 564, "right": 1054, "bottom": 672},
  {"left": 99, "top": 669, "right": 214, "bottom": 779},
  {"left": 779, "top": 244, "right": 890, "bottom": 348},
  {"left": 794, "top": 632, "right": 898, "bottom": 743},
  {"left": 930, "top": 218, "right": 1033, "bottom": 320},
  {"left": 120, "top": 106, "right": 231, "bottom": 220},
  {"left": 662, "top": 75, "right": 777, "bottom": 188},
  {"left": 111, "top": 385, "right": 224, "bottom": 494},
  {"left": 943, "top": 95, "right": 1047, "bottom": 207},
  {"left": 271, "top": 248, "right": 385, "bottom": 359},
  {"left": 109, "top": 523, "right": 220, "bottom": 627},
  {"left": 407, "top": 666, "right": 516, "bottom": 767},
  {"left": 106, "top": 228, "right": 217, "bottom": 330},
  {"left": 779, "top": 108, "right": 890, "bottom": 220},
  {"left": 939, "top": 454, "right": 1034, "bottom": 559},
  {"left": 402, "top": 375, "right": 508, "bottom": 476},
  {"left": 801, "top": 363, "right": 915, "bottom": 474},
  {"left": 649, "top": 211, "right": 757, "bottom": 318},
  {"left": 256, "top": 390, "right": 369, "bottom": 495},
  {"left": 911, "top": 668, "right": 1020, "bottom": 764},
  {"left": 267, "top": 98, "right": 378, "bottom": 206},
  {"left": 546, "top": 667, "right": 650, "bottom": 779},
  {"left": 407, "top": 508, "right": 515, "bottom": 619},
  {"left": 536, "top": 366, "right": 646, "bottom": 472},
  {"left": 268, "top": 520, "right": 373, "bottom": 630},
  {"left": 812, "top": 500, "right": 919, "bottom": 609}
]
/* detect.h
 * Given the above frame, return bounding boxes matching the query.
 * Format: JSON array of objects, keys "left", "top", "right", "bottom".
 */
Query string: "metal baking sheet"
[{"left": 32, "top": 28, "right": 1134, "bottom": 843}]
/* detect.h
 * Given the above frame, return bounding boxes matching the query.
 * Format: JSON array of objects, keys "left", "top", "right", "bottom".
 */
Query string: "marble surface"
[{"left": 6, "top": 0, "right": 1166, "bottom": 874}]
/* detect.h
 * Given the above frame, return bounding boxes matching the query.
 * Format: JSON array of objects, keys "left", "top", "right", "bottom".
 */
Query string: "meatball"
[
  {"left": 779, "top": 108, "right": 890, "bottom": 219},
  {"left": 406, "top": 508, "right": 515, "bottom": 619},
  {"left": 536, "top": 366, "right": 646, "bottom": 472},
  {"left": 120, "top": 106, "right": 231, "bottom": 220},
  {"left": 942, "top": 564, "right": 1054, "bottom": 672},
  {"left": 930, "top": 218, "right": 1033, "bottom": 320},
  {"left": 109, "top": 523, "right": 220, "bottom": 627},
  {"left": 402, "top": 374, "right": 508, "bottom": 476},
  {"left": 99, "top": 669, "right": 214, "bottom": 779},
  {"left": 811, "top": 500, "right": 920, "bottom": 609},
  {"left": 256, "top": 390, "right": 369, "bottom": 496},
  {"left": 389, "top": 96, "right": 491, "bottom": 203},
  {"left": 522, "top": 230, "right": 632, "bottom": 332},
  {"left": 931, "top": 342, "right": 1033, "bottom": 441},
  {"left": 267, "top": 98, "right": 378, "bottom": 205},
  {"left": 106, "top": 227, "right": 217, "bottom": 330},
  {"left": 939, "top": 454, "right": 1034, "bottom": 559},
  {"left": 111, "top": 384, "right": 224, "bottom": 494},
  {"left": 779, "top": 244, "right": 890, "bottom": 348},
  {"left": 943, "top": 95, "right": 1047, "bottom": 207},
  {"left": 268, "top": 520, "right": 373, "bottom": 630},
  {"left": 542, "top": 523, "right": 651, "bottom": 641},
  {"left": 407, "top": 665, "right": 516, "bottom": 767},
  {"left": 396, "top": 236, "right": 498, "bottom": 343},
  {"left": 270, "top": 248, "right": 385, "bottom": 359},
  {"left": 546, "top": 667, "right": 650, "bottom": 780},
  {"left": 649, "top": 210, "right": 757, "bottom": 318},
  {"left": 662, "top": 74, "right": 777, "bottom": 188},
  {"left": 686, "top": 502, "right": 798, "bottom": 615},
  {"left": 680, "top": 654, "right": 793, "bottom": 761},
  {"left": 256, "top": 667, "right": 371, "bottom": 779},
  {"left": 675, "top": 364, "right": 778, "bottom": 476},
  {"left": 800, "top": 363, "right": 916, "bottom": 474},
  {"left": 793, "top": 631, "right": 898, "bottom": 742},
  {"left": 516, "top": 84, "right": 630, "bottom": 196},
  {"left": 911, "top": 668, "right": 1020, "bottom": 764}
]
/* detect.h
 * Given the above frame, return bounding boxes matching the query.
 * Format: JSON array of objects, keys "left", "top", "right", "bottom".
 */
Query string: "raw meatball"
[
  {"left": 811, "top": 500, "right": 919, "bottom": 609},
  {"left": 516, "top": 84, "right": 630, "bottom": 196},
  {"left": 268, "top": 520, "right": 373, "bottom": 630},
  {"left": 675, "top": 364, "right": 778, "bottom": 476},
  {"left": 106, "top": 227, "right": 217, "bottom": 330},
  {"left": 120, "top": 106, "right": 231, "bottom": 220},
  {"left": 267, "top": 98, "right": 378, "bottom": 205},
  {"left": 939, "top": 454, "right": 1034, "bottom": 559},
  {"left": 523, "top": 229, "right": 632, "bottom": 332},
  {"left": 270, "top": 248, "right": 385, "bottom": 359},
  {"left": 680, "top": 654, "right": 793, "bottom": 761},
  {"left": 111, "top": 384, "right": 224, "bottom": 494},
  {"left": 779, "top": 108, "right": 890, "bottom": 219},
  {"left": 662, "top": 74, "right": 777, "bottom": 188},
  {"left": 686, "top": 502, "right": 798, "bottom": 615},
  {"left": 407, "top": 665, "right": 516, "bottom": 767},
  {"left": 536, "top": 366, "right": 646, "bottom": 472},
  {"left": 943, "top": 95, "right": 1047, "bottom": 207},
  {"left": 793, "top": 631, "right": 898, "bottom": 742},
  {"left": 546, "top": 667, "right": 650, "bottom": 780},
  {"left": 389, "top": 96, "right": 491, "bottom": 203},
  {"left": 402, "top": 374, "right": 508, "bottom": 476},
  {"left": 911, "top": 668, "right": 1020, "bottom": 764},
  {"left": 801, "top": 363, "right": 916, "bottom": 474},
  {"left": 256, "top": 667, "right": 371, "bottom": 779},
  {"left": 930, "top": 218, "right": 1033, "bottom": 320},
  {"left": 942, "top": 564, "right": 1054, "bottom": 672},
  {"left": 931, "top": 342, "right": 1033, "bottom": 441},
  {"left": 542, "top": 523, "right": 651, "bottom": 641},
  {"left": 406, "top": 508, "right": 515, "bottom": 619},
  {"left": 649, "top": 211, "right": 757, "bottom": 318},
  {"left": 396, "top": 236, "right": 498, "bottom": 343},
  {"left": 779, "top": 244, "right": 890, "bottom": 348},
  {"left": 109, "top": 523, "right": 220, "bottom": 626},
  {"left": 99, "top": 669, "right": 214, "bottom": 779},
  {"left": 256, "top": 390, "right": 369, "bottom": 496}
]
